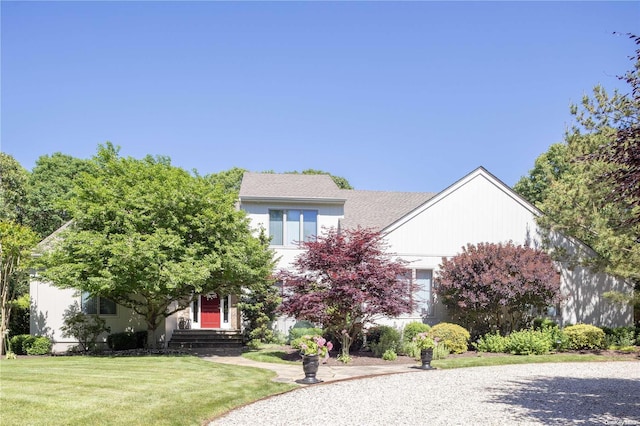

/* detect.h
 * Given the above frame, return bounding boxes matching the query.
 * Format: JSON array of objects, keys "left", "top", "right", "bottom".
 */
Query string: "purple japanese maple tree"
[
  {"left": 278, "top": 227, "right": 415, "bottom": 361},
  {"left": 436, "top": 242, "right": 562, "bottom": 336}
]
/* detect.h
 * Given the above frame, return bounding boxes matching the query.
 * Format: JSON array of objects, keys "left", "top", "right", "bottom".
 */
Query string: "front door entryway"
[{"left": 201, "top": 294, "right": 221, "bottom": 328}]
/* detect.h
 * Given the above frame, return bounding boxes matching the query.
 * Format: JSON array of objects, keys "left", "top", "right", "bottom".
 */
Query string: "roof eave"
[{"left": 239, "top": 196, "right": 346, "bottom": 205}]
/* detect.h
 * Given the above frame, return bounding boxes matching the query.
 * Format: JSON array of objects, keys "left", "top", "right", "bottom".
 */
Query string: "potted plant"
[
  {"left": 413, "top": 332, "right": 438, "bottom": 370},
  {"left": 292, "top": 335, "right": 333, "bottom": 384}
]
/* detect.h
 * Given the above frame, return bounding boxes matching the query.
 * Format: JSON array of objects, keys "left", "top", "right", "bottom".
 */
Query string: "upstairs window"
[
  {"left": 269, "top": 210, "right": 318, "bottom": 246},
  {"left": 81, "top": 292, "right": 117, "bottom": 315}
]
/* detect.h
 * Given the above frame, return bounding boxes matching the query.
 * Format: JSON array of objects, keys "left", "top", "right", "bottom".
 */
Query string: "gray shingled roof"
[
  {"left": 340, "top": 190, "right": 436, "bottom": 231},
  {"left": 239, "top": 172, "right": 345, "bottom": 201},
  {"left": 240, "top": 172, "right": 436, "bottom": 231}
]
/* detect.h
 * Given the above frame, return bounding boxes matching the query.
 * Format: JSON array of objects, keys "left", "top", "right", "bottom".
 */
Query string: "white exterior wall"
[
  {"left": 381, "top": 171, "right": 633, "bottom": 329},
  {"left": 384, "top": 173, "right": 541, "bottom": 257},
  {"left": 242, "top": 201, "right": 343, "bottom": 335},
  {"left": 30, "top": 280, "right": 150, "bottom": 353},
  {"left": 242, "top": 201, "right": 343, "bottom": 270}
]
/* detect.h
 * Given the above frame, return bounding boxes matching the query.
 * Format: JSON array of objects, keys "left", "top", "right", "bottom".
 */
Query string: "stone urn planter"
[
  {"left": 296, "top": 354, "right": 323, "bottom": 384},
  {"left": 418, "top": 348, "right": 435, "bottom": 370}
]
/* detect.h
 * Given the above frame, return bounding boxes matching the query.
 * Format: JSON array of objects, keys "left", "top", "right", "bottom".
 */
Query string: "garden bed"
[{"left": 277, "top": 346, "right": 640, "bottom": 366}]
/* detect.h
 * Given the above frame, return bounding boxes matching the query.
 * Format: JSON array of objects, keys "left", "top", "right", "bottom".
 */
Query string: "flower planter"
[
  {"left": 296, "top": 354, "right": 323, "bottom": 384},
  {"left": 418, "top": 348, "right": 435, "bottom": 370}
]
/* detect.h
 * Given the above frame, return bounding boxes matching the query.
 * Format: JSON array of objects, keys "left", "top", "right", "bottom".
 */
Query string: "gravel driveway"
[{"left": 211, "top": 362, "right": 640, "bottom": 425}]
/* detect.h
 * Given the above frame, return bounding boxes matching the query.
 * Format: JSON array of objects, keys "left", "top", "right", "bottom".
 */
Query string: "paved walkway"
[{"left": 202, "top": 354, "right": 418, "bottom": 384}]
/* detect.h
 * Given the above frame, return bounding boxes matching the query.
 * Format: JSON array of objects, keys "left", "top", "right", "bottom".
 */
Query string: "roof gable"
[{"left": 382, "top": 167, "right": 541, "bottom": 234}]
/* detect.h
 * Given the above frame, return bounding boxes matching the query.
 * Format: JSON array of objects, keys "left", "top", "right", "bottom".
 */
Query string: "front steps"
[{"left": 168, "top": 329, "right": 244, "bottom": 355}]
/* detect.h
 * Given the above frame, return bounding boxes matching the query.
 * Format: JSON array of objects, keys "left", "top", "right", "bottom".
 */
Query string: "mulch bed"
[{"left": 281, "top": 347, "right": 640, "bottom": 367}]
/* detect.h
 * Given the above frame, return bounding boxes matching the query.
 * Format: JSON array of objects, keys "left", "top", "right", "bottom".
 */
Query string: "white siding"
[
  {"left": 242, "top": 201, "right": 344, "bottom": 270},
  {"left": 30, "top": 280, "right": 149, "bottom": 353},
  {"left": 382, "top": 171, "right": 633, "bottom": 328},
  {"left": 385, "top": 173, "right": 540, "bottom": 257}
]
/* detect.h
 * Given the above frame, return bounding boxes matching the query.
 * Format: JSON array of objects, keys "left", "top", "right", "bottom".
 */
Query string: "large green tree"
[
  {"left": 515, "top": 37, "right": 640, "bottom": 283},
  {"left": 25, "top": 153, "right": 95, "bottom": 239},
  {"left": 285, "top": 169, "right": 353, "bottom": 190},
  {"left": 0, "top": 153, "right": 29, "bottom": 224},
  {"left": 0, "top": 221, "right": 38, "bottom": 355},
  {"left": 40, "top": 143, "right": 275, "bottom": 347},
  {"left": 207, "top": 167, "right": 354, "bottom": 194}
]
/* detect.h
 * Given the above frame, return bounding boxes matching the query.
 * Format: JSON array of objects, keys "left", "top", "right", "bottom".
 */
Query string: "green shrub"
[
  {"left": 368, "top": 326, "right": 401, "bottom": 357},
  {"left": 8, "top": 294, "right": 30, "bottom": 337},
  {"left": 247, "top": 339, "right": 262, "bottom": 350},
  {"left": 9, "top": 334, "right": 30, "bottom": 355},
  {"left": 25, "top": 336, "right": 52, "bottom": 355},
  {"left": 60, "top": 305, "right": 111, "bottom": 352},
  {"left": 505, "top": 329, "right": 552, "bottom": 355},
  {"left": 382, "top": 349, "right": 397, "bottom": 361},
  {"left": 602, "top": 326, "right": 636, "bottom": 348},
  {"left": 288, "top": 327, "right": 323, "bottom": 343},
  {"left": 107, "top": 332, "right": 142, "bottom": 350},
  {"left": 400, "top": 341, "right": 419, "bottom": 358},
  {"left": 135, "top": 331, "right": 147, "bottom": 348},
  {"left": 532, "top": 317, "right": 558, "bottom": 330},
  {"left": 563, "top": 324, "right": 606, "bottom": 350},
  {"left": 432, "top": 342, "right": 450, "bottom": 360},
  {"left": 533, "top": 320, "right": 570, "bottom": 351},
  {"left": 540, "top": 325, "right": 570, "bottom": 351},
  {"left": 430, "top": 323, "right": 470, "bottom": 354},
  {"left": 365, "top": 325, "right": 388, "bottom": 345},
  {"left": 402, "top": 322, "right": 431, "bottom": 343},
  {"left": 473, "top": 332, "right": 509, "bottom": 353}
]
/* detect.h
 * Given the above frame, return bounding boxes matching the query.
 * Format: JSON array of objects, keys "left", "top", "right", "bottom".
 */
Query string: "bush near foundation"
[
  {"left": 602, "top": 326, "right": 637, "bottom": 348},
  {"left": 505, "top": 329, "right": 552, "bottom": 355},
  {"left": 429, "top": 323, "right": 470, "bottom": 354},
  {"left": 107, "top": 331, "right": 147, "bottom": 350},
  {"left": 473, "top": 332, "right": 509, "bottom": 353},
  {"left": 400, "top": 322, "right": 432, "bottom": 357},
  {"left": 368, "top": 325, "right": 401, "bottom": 357},
  {"left": 25, "top": 336, "right": 52, "bottom": 355},
  {"left": 10, "top": 335, "right": 52, "bottom": 355},
  {"left": 563, "top": 324, "right": 606, "bottom": 350},
  {"left": 9, "top": 334, "right": 29, "bottom": 355},
  {"left": 402, "top": 322, "right": 431, "bottom": 343}
]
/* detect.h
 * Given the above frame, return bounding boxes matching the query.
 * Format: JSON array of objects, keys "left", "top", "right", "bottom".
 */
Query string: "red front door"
[{"left": 201, "top": 294, "right": 220, "bottom": 328}]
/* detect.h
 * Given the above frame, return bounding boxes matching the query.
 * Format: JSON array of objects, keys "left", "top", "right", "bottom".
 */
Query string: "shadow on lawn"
[{"left": 488, "top": 375, "right": 640, "bottom": 425}]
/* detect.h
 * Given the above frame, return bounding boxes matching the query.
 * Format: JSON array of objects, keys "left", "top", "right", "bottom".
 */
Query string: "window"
[
  {"left": 192, "top": 297, "right": 199, "bottom": 323},
  {"left": 414, "top": 270, "right": 434, "bottom": 317},
  {"left": 81, "top": 292, "right": 117, "bottom": 315},
  {"left": 269, "top": 210, "right": 317, "bottom": 246},
  {"left": 222, "top": 295, "right": 230, "bottom": 323}
]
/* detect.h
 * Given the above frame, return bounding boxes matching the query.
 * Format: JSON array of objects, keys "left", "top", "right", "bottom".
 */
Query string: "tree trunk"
[
  {"left": 340, "top": 332, "right": 352, "bottom": 360},
  {"left": 0, "top": 276, "right": 13, "bottom": 356},
  {"left": 145, "top": 314, "right": 164, "bottom": 349}
]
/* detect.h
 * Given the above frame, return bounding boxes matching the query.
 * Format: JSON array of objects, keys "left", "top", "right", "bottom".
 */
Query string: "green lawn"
[
  {"left": 432, "top": 352, "right": 637, "bottom": 369},
  {"left": 0, "top": 355, "right": 295, "bottom": 426},
  {"left": 2, "top": 351, "right": 636, "bottom": 425}
]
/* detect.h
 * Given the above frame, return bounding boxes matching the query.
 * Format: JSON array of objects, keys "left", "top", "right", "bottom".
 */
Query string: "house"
[
  {"left": 239, "top": 167, "right": 633, "bottom": 333},
  {"left": 30, "top": 167, "right": 633, "bottom": 352},
  {"left": 30, "top": 226, "right": 243, "bottom": 353}
]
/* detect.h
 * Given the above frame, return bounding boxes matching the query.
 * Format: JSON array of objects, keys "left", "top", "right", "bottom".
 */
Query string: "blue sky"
[{"left": 1, "top": 1, "right": 638, "bottom": 193}]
